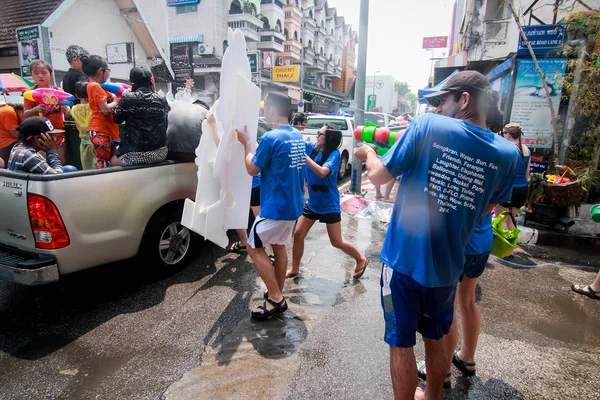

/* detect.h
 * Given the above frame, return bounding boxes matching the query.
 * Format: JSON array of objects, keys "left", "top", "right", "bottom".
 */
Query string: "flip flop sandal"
[
  {"left": 416, "top": 361, "right": 451, "bottom": 388},
  {"left": 251, "top": 297, "right": 288, "bottom": 320},
  {"left": 269, "top": 255, "right": 275, "bottom": 265},
  {"left": 571, "top": 284, "right": 600, "bottom": 300},
  {"left": 286, "top": 271, "right": 301, "bottom": 278},
  {"left": 230, "top": 241, "right": 247, "bottom": 253},
  {"left": 452, "top": 349, "right": 476, "bottom": 376},
  {"left": 353, "top": 256, "right": 371, "bottom": 279}
]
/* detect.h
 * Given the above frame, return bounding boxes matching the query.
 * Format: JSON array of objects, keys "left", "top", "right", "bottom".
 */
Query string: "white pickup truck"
[
  {"left": 302, "top": 115, "right": 355, "bottom": 180},
  {"left": 0, "top": 162, "right": 200, "bottom": 285}
]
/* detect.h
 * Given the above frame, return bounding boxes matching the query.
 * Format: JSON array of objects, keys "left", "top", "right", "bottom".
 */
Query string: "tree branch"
[{"left": 506, "top": 0, "right": 560, "bottom": 164}]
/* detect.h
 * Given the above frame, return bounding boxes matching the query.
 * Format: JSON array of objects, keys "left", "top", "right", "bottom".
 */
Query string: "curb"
[{"left": 338, "top": 170, "right": 369, "bottom": 194}]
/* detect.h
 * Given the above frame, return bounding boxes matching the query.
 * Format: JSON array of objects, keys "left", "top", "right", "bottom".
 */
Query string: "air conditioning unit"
[{"left": 197, "top": 44, "right": 214, "bottom": 55}]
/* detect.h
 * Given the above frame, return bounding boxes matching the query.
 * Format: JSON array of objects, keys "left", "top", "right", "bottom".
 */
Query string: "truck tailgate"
[{"left": 0, "top": 175, "right": 35, "bottom": 252}]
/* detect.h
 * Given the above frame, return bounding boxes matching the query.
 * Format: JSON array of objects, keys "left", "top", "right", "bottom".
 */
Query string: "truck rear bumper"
[{"left": 0, "top": 246, "right": 59, "bottom": 285}]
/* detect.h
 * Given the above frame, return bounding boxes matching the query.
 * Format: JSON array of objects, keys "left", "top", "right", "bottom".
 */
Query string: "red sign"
[{"left": 422, "top": 36, "right": 448, "bottom": 49}]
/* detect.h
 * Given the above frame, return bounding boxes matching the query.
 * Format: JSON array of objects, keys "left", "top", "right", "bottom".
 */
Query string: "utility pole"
[{"left": 351, "top": 0, "right": 369, "bottom": 194}]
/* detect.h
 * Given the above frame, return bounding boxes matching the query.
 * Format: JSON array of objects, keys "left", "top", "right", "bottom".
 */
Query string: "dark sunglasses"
[
  {"left": 311, "top": 184, "right": 328, "bottom": 192},
  {"left": 316, "top": 132, "right": 325, "bottom": 137}
]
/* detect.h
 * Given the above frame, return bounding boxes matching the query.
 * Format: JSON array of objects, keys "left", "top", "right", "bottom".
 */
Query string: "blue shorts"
[
  {"left": 460, "top": 252, "right": 490, "bottom": 282},
  {"left": 381, "top": 265, "right": 456, "bottom": 348}
]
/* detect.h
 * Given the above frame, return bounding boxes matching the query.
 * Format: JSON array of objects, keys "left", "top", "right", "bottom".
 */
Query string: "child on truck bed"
[
  {"left": 81, "top": 54, "right": 119, "bottom": 168},
  {"left": 71, "top": 82, "right": 97, "bottom": 170},
  {"left": 23, "top": 60, "right": 70, "bottom": 165},
  {"left": 7, "top": 117, "right": 64, "bottom": 174}
]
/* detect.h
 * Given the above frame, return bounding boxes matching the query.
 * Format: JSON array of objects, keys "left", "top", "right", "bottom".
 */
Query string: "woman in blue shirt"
[
  {"left": 496, "top": 123, "right": 531, "bottom": 230},
  {"left": 286, "top": 125, "right": 370, "bottom": 279}
]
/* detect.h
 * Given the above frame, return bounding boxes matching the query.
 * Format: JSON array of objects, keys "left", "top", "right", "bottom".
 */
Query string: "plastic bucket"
[{"left": 591, "top": 204, "right": 600, "bottom": 223}]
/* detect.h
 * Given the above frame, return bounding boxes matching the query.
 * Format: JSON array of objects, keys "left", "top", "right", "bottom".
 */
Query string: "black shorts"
[
  {"left": 250, "top": 186, "right": 260, "bottom": 207},
  {"left": 500, "top": 185, "right": 528, "bottom": 209},
  {"left": 303, "top": 205, "right": 341, "bottom": 224}
]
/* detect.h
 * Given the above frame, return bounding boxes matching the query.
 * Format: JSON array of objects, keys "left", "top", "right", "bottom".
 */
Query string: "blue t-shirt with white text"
[
  {"left": 252, "top": 125, "right": 306, "bottom": 220},
  {"left": 305, "top": 142, "right": 341, "bottom": 214},
  {"left": 465, "top": 213, "right": 493, "bottom": 255},
  {"left": 380, "top": 114, "right": 520, "bottom": 287}
]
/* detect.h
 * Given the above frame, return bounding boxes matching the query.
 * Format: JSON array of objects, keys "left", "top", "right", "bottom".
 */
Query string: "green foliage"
[
  {"left": 561, "top": 10, "right": 600, "bottom": 178},
  {"left": 395, "top": 80, "right": 418, "bottom": 108},
  {"left": 242, "top": 0, "right": 257, "bottom": 15}
]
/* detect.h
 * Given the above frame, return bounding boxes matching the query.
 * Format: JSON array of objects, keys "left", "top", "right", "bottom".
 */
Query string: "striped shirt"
[{"left": 8, "top": 144, "right": 63, "bottom": 174}]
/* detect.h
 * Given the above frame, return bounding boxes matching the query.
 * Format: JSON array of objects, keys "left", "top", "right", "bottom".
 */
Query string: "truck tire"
[
  {"left": 140, "top": 207, "right": 197, "bottom": 273},
  {"left": 338, "top": 153, "right": 349, "bottom": 180}
]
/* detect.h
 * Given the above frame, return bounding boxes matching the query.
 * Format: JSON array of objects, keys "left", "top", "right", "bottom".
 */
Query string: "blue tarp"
[
  {"left": 486, "top": 58, "right": 513, "bottom": 83},
  {"left": 418, "top": 69, "right": 461, "bottom": 104}
]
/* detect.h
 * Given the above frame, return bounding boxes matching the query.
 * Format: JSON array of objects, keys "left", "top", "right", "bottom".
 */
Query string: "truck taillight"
[{"left": 27, "top": 194, "right": 70, "bottom": 249}]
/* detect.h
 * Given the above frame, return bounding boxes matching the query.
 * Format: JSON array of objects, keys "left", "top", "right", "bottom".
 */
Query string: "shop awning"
[
  {"left": 169, "top": 35, "right": 204, "bottom": 44},
  {"left": 303, "top": 88, "right": 343, "bottom": 103},
  {"left": 434, "top": 51, "right": 468, "bottom": 69},
  {"left": 486, "top": 58, "right": 513, "bottom": 83},
  {"left": 417, "top": 69, "right": 461, "bottom": 104}
]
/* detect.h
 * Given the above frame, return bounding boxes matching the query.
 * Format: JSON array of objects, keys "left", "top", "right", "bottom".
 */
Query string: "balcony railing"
[{"left": 227, "top": 13, "right": 264, "bottom": 42}]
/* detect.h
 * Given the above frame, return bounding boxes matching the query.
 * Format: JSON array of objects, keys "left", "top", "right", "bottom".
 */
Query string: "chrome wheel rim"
[{"left": 159, "top": 222, "right": 191, "bottom": 265}]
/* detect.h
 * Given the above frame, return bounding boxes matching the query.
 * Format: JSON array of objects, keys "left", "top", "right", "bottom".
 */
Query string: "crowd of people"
[
  {"left": 2, "top": 46, "right": 598, "bottom": 400},
  {"left": 0, "top": 46, "right": 186, "bottom": 174}
]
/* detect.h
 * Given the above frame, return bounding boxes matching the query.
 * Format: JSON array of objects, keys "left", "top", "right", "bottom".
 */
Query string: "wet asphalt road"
[{"left": 1, "top": 179, "right": 600, "bottom": 399}]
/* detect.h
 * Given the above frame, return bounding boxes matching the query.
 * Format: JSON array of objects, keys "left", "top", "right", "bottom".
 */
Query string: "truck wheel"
[
  {"left": 140, "top": 208, "right": 196, "bottom": 272},
  {"left": 338, "top": 153, "right": 349, "bottom": 180}
]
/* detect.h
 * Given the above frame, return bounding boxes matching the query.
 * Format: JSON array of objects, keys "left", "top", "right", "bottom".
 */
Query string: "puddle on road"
[
  {"left": 286, "top": 277, "right": 344, "bottom": 308},
  {"left": 165, "top": 277, "right": 349, "bottom": 400},
  {"left": 528, "top": 294, "right": 600, "bottom": 346}
]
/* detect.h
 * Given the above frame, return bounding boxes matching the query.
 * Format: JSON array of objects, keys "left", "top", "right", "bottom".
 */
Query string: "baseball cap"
[
  {"left": 129, "top": 67, "right": 153, "bottom": 87},
  {"left": 424, "top": 71, "right": 491, "bottom": 107},
  {"left": 17, "top": 116, "right": 64, "bottom": 141}
]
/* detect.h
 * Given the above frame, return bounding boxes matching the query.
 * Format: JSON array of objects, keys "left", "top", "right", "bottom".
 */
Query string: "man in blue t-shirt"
[
  {"left": 354, "top": 71, "right": 520, "bottom": 400},
  {"left": 236, "top": 92, "right": 306, "bottom": 320}
]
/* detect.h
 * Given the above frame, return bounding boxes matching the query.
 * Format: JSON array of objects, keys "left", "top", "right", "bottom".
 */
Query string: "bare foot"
[{"left": 414, "top": 387, "right": 425, "bottom": 400}]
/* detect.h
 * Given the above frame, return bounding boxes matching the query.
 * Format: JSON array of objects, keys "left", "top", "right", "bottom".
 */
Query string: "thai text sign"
[
  {"left": 422, "top": 36, "right": 448, "bottom": 49},
  {"left": 273, "top": 65, "right": 299, "bottom": 82},
  {"left": 510, "top": 58, "right": 568, "bottom": 148},
  {"left": 518, "top": 24, "right": 566, "bottom": 55}
]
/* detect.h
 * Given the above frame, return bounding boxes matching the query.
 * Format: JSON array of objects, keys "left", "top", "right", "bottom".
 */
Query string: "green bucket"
[{"left": 591, "top": 204, "right": 600, "bottom": 223}]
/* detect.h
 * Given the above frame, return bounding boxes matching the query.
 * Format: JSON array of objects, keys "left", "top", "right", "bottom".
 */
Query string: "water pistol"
[
  {"left": 23, "top": 88, "right": 74, "bottom": 109},
  {"left": 101, "top": 82, "right": 132, "bottom": 98},
  {"left": 354, "top": 122, "right": 406, "bottom": 156}
]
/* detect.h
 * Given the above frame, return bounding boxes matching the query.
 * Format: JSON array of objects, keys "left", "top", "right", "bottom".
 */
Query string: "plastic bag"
[{"left": 491, "top": 211, "right": 520, "bottom": 258}]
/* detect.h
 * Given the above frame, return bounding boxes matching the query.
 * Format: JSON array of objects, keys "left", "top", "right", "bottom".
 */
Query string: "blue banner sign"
[
  {"left": 518, "top": 24, "right": 566, "bottom": 56},
  {"left": 167, "top": 0, "right": 200, "bottom": 6},
  {"left": 530, "top": 161, "right": 549, "bottom": 174}
]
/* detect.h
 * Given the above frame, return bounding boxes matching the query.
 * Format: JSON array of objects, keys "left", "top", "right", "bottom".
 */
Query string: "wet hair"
[
  {"left": 485, "top": 92, "right": 503, "bottom": 133},
  {"left": 503, "top": 123, "right": 525, "bottom": 160},
  {"left": 310, "top": 124, "right": 342, "bottom": 166},
  {"left": 29, "top": 60, "right": 53, "bottom": 74},
  {"left": 80, "top": 54, "right": 108, "bottom": 78},
  {"left": 74, "top": 81, "right": 88, "bottom": 99},
  {"left": 265, "top": 92, "right": 292, "bottom": 119},
  {"left": 291, "top": 112, "right": 307, "bottom": 127},
  {"left": 65, "top": 45, "right": 90, "bottom": 63}
]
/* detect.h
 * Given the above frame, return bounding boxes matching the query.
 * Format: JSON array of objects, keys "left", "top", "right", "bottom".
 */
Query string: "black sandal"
[
  {"left": 416, "top": 360, "right": 451, "bottom": 388},
  {"left": 251, "top": 297, "right": 288, "bottom": 320},
  {"left": 571, "top": 284, "right": 600, "bottom": 300},
  {"left": 268, "top": 255, "right": 275, "bottom": 265},
  {"left": 230, "top": 241, "right": 247, "bottom": 253},
  {"left": 452, "top": 350, "right": 476, "bottom": 376}
]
